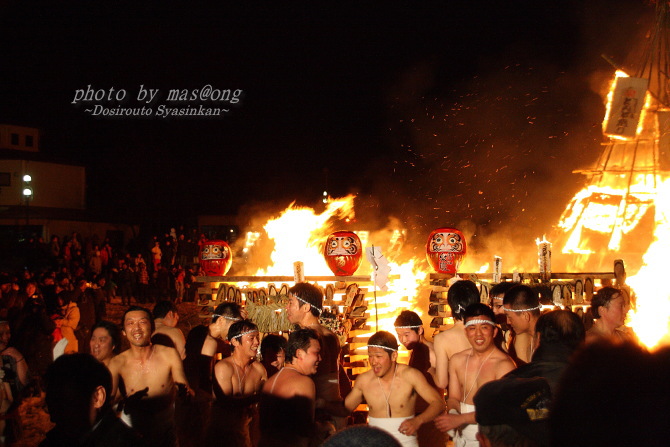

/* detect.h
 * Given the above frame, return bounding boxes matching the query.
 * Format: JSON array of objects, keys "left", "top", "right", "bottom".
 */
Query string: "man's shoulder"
[
  {"left": 214, "top": 357, "right": 234, "bottom": 373},
  {"left": 355, "top": 369, "right": 374, "bottom": 385},
  {"left": 2, "top": 346, "right": 22, "bottom": 358},
  {"left": 436, "top": 325, "right": 465, "bottom": 341},
  {"left": 451, "top": 348, "right": 471, "bottom": 361},
  {"left": 252, "top": 360, "right": 266, "bottom": 375},
  {"left": 109, "top": 350, "right": 130, "bottom": 371},
  {"left": 397, "top": 363, "right": 424, "bottom": 381},
  {"left": 155, "top": 324, "right": 183, "bottom": 338},
  {"left": 152, "top": 343, "right": 180, "bottom": 358},
  {"left": 315, "top": 324, "right": 339, "bottom": 343},
  {"left": 491, "top": 349, "right": 516, "bottom": 374},
  {"left": 279, "top": 370, "right": 314, "bottom": 395}
]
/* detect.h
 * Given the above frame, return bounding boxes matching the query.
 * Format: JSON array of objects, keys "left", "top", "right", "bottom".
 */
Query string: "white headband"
[
  {"left": 213, "top": 314, "right": 241, "bottom": 321},
  {"left": 394, "top": 325, "right": 422, "bottom": 329},
  {"left": 367, "top": 344, "right": 398, "bottom": 352},
  {"left": 293, "top": 294, "right": 323, "bottom": 315},
  {"left": 231, "top": 329, "right": 258, "bottom": 340},
  {"left": 504, "top": 305, "right": 541, "bottom": 313},
  {"left": 464, "top": 318, "right": 496, "bottom": 328}
]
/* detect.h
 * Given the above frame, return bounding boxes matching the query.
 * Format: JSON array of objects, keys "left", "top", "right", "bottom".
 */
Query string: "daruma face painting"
[
  {"left": 324, "top": 231, "right": 362, "bottom": 276},
  {"left": 200, "top": 240, "right": 232, "bottom": 276},
  {"left": 426, "top": 228, "right": 466, "bottom": 274}
]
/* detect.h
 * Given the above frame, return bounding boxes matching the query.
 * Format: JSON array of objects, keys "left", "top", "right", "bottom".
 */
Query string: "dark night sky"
[{"left": 0, "top": 1, "right": 653, "bottom": 240}]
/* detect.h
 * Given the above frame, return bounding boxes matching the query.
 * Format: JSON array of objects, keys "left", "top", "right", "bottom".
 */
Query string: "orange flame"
[
  {"left": 245, "top": 195, "right": 427, "bottom": 338},
  {"left": 558, "top": 70, "right": 670, "bottom": 349}
]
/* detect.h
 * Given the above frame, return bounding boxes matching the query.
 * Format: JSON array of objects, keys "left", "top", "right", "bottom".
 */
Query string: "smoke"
[{"left": 372, "top": 1, "right": 654, "bottom": 273}]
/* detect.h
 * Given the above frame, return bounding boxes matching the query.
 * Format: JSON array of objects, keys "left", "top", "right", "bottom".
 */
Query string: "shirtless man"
[
  {"left": 206, "top": 320, "right": 267, "bottom": 447},
  {"left": 434, "top": 303, "right": 515, "bottom": 447},
  {"left": 286, "top": 283, "right": 345, "bottom": 428},
  {"left": 433, "top": 280, "right": 480, "bottom": 389},
  {"left": 109, "top": 306, "right": 192, "bottom": 447},
  {"left": 585, "top": 286, "right": 636, "bottom": 344},
  {"left": 260, "top": 328, "right": 321, "bottom": 447},
  {"left": 201, "top": 302, "right": 243, "bottom": 358},
  {"left": 488, "top": 282, "right": 517, "bottom": 353},
  {"left": 394, "top": 310, "right": 444, "bottom": 447},
  {"left": 152, "top": 300, "right": 186, "bottom": 359},
  {"left": 345, "top": 331, "right": 445, "bottom": 447},
  {"left": 502, "top": 285, "right": 541, "bottom": 364}
]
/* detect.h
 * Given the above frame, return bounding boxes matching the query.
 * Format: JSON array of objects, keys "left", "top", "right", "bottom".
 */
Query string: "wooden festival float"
[
  {"left": 424, "top": 229, "right": 631, "bottom": 330},
  {"left": 195, "top": 234, "right": 411, "bottom": 381}
]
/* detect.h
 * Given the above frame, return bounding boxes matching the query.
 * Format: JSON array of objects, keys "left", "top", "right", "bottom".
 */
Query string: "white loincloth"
[
  {"left": 368, "top": 416, "right": 419, "bottom": 447},
  {"left": 453, "top": 402, "right": 479, "bottom": 447}
]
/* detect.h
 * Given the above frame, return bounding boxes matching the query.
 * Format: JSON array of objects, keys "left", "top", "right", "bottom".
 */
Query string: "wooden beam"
[
  {"left": 195, "top": 275, "right": 400, "bottom": 283},
  {"left": 429, "top": 272, "right": 617, "bottom": 281}
]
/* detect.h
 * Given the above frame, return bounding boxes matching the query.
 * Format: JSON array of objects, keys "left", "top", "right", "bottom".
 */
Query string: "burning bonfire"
[
  {"left": 556, "top": 2, "right": 670, "bottom": 349},
  {"left": 201, "top": 5, "right": 670, "bottom": 354}
]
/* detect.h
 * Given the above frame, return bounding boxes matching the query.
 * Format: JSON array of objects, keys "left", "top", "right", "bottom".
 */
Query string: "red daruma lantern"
[
  {"left": 324, "top": 231, "right": 363, "bottom": 276},
  {"left": 426, "top": 228, "right": 466, "bottom": 274},
  {"left": 199, "top": 240, "right": 232, "bottom": 276}
]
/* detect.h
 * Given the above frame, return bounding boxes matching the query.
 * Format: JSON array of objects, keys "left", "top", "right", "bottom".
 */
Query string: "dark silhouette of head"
[
  {"left": 535, "top": 310, "right": 585, "bottom": 351},
  {"left": 447, "top": 280, "right": 480, "bottom": 321}
]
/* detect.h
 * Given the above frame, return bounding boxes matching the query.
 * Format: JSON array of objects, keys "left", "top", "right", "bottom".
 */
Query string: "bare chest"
[
  {"left": 458, "top": 359, "right": 499, "bottom": 404},
  {"left": 364, "top": 378, "right": 416, "bottom": 419},
  {"left": 121, "top": 356, "right": 173, "bottom": 397},
  {"left": 227, "top": 365, "right": 263, "bottom": 396}
]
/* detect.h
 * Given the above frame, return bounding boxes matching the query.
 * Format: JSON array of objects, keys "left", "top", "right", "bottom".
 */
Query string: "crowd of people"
[{"left": 1, "top": 232, "right": 669, "bottom": 447}]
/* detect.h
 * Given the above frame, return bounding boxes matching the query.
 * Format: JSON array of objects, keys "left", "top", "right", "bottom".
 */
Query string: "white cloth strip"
[
  {"left": 394, "top": 325, "right": 422, "bottom": 329},
  {"left": 294, "top": 295, "right": 323, "bottom": 315},
  {"left": 213, "top": 314, "right": 241, "bottom": 321},
  {"left": 464, "top": 318, "right": 496, "bottom": 328},
  {"left": 231, "top": 329, "right": 259, "bottom": 340},
  {"left": 504, "top": 305, "right": 541, "bottom": 313},
  {"left": 367, "top": 344, "right": 398, "bottom": 352}
]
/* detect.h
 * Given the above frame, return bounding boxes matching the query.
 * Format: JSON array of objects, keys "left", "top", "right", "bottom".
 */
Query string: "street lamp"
[{"left": 22, "top": 174, "right": 33, "bottom": 226}]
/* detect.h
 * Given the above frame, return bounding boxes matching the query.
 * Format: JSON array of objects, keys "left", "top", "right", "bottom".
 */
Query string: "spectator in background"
[
  {"left": 0, "top": 321, "right": 28, "bottom": 393},
  {"left": 100, "top": 242, "right": 112, "bottom": 273},
  {"left": 12, "top": 292, "right": 55, "bottom": 393},
  {"left": 73, "top": 280, "right": 96, "bottom": 354},
  {"left": 92, "top": 276, "right": 109, "bottom": 323},
  {"left": 174, "top": 266, "right": 185, "bottom": 304},
  {"left": 40, "top": 353, "right": 144, "bottom": 447},
  {"left": 151, "top": 242, "right": 162, "bottom": 273},
  {"left": 55, "top": 291, "right": 80, "bottom": 355},
  {"left": 0, "top": 276, "right": 20, "bottom": 324},
  {"left": 260, "top": 334, "right": 287, "bottom": 378},
  {"left": 152, "top": 300, "right": 186, "bottom": 359},
  {"left": 49, "top": 236, "right": 61, "bottom": 270},
  {"left": 117, "top": 263, "right": 133, "bottom": 306},
  {"left": 0, "top": 320, "right": 27, "bottom": 445},
  {"left": 503, "top": 285, "right": 542, "bottom": 364},
  {"left": 89, "top": 245, "right": 102, "bottom": 277},
  {"left": 90, "top": 321, "right": 122, "bottom": 367},
  {"left": 488, "top": 282, "right": 518, "bottom": 353},
  {"left": 474, "top": 377, "right": 551, "bottom": 447},
  {"left": 551, "top": 341, "right": 670, "bottom": 446},
  {"left": 585, "top": 286, "right": 636, "bottom": 344},
  {"left": 504, "top": 309, "right": 585, "bottom": 395}
]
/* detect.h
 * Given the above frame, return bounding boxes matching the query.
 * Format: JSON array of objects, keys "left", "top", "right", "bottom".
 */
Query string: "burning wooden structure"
[
  {"left": 557, "top": 2, "right": 670, "bottom": 270},
  {"left": 427, "top": 259, "right": 628, "bottom": 330},
  {"left": 195, "top": 272, "right": 412, "bottom": 379}
]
